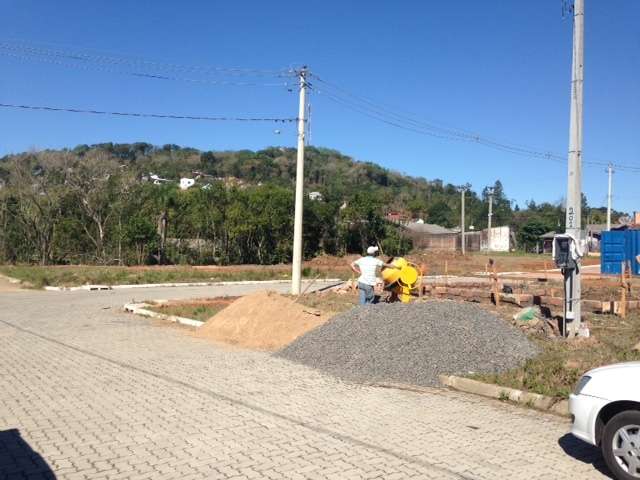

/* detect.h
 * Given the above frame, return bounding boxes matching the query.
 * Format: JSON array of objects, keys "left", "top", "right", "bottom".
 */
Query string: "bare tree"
[
  {"left": 7, "top": 153, "right": 68, "bottom": 265},
  {"left": 67, "top": 151, "right": 133, "bottom": 262}
]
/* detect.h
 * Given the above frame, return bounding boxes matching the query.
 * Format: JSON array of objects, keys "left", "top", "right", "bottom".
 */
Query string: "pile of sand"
[{"left": 195, "top": 290, "right": 332, "bottom": 351}]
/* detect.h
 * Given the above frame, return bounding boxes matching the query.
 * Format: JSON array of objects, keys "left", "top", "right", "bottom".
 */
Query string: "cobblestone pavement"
[{"left": 0, "top": 287, "right": 610, "bottom": 479}]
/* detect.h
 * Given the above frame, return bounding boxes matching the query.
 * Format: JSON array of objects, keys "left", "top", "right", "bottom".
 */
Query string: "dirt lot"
[
  {"left": 0, "top": 250, "right": 607, "bottom": 289},
  {"left": 408, "top": 250, "right": 600, "bottom": 276}
]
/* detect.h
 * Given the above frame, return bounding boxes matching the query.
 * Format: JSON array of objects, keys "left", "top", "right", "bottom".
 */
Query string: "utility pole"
[
  {"left": 606, "top": 163, "right": 613, "bottom": 231},
  {"left": 564, "top": 0, "right": 585, "bottom": 337},
  {"left": 291, "top": 67, "right": 307, "bottom": 295},
  {"left": 487, "top": 187, "right": 494, "bottom": 251},
  {"left": 306, "top": 103, "right": 312, "bottom": 146},
  {"left": 460, "top": 187, "right": 466, "bottom": 255}
]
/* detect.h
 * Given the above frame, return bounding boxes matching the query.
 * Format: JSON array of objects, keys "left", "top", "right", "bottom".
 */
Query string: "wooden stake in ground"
[
  {"left": 619, "top": 261, "right": 631, "bottom": 318},
  {"left": 419, "top": 263, "right": 427, "bottom": 297},
  {"left": 444, "top": 260, "right": 448, "bottom": 286},
  {"left": 489, "top": 259, "right": 500, "bottom": 306}
]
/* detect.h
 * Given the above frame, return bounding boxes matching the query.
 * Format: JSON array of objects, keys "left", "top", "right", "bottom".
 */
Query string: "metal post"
[
  {"left": 564, "top": 0, "right": 584, "bottom": 337},
  {"left": 607, "top": 163, "right": 613, "bottom": 231},
  {"left": 487, "top": 187, "right": 494, "bottom": 251},
  {"left": 291, "top": 67, "right": 307, "bottom": 295},
  {"left": 461, "top": 188, "right": 466, "bottom": 255}
]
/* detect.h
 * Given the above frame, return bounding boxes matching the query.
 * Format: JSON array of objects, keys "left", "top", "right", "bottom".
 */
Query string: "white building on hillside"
[{"left": 179, "top": 178, "right": 196, "bottom": 190}]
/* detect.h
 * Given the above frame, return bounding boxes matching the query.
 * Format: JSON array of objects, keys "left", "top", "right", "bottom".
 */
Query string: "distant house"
[
  {"left": 179, "top": 178, "right": 196, "bottom": 190},
  {"left": 404, "top": 222, "right": 460, "bottom": 250},
  {"left": 148, "top": 173, "right": 170, "bottom": 185},
  {"left": 481, "top": 226, "right": 511, "bottom": 252},
  {"left": 405, "top": 222, "right": 458, "bottom": 235},
  {"left": 386, "top": 211, "right": 409, "bottom": 224},
  {"left": 539, "top": 231, "right": 557, "bottom": 254}
]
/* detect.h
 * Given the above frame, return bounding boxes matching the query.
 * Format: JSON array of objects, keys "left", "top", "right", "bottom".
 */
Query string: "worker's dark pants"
[{"left": 358, "top": 283, "right": 375, "bottom": 305}]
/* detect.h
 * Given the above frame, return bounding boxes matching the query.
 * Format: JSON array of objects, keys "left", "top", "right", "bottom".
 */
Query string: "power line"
[
  {"left": 310, "top": 74, "right": 640, "bottom": 173},
  {"left": 309, "top": 78, "right": 566, "bottom": 162},
  {"left": 310, "top": 74, "right": 480, "bottom": 141},
  {"left": 311, "top": 84, "right": 567, "bottom": 163},
  {"left": 0, "top": 103, "right": 297, "bottom": 123},
  {"left": 0, "top": 51, "right": 290, "bottom": 87},
  {"left": 0, "top": 42, "right": 294, "bottom": 87},
  {"left": 0, "top": 41, "right": 294, "bottom": 77}
]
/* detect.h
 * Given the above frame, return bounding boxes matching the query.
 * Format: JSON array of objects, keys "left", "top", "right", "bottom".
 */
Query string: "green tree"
[
  {"left": 426, "top": 201, "right": 454, "bottom": 227},
  {"left": 517, "top": 220, "right": 550, "bottom": 252},
  {"left": 123, "top": 215, "right": 158, "bottom": 265}
]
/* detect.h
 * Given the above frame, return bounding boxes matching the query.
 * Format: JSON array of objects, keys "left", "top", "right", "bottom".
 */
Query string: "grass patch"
[
  {"left": 0, "top": 264, "right": 348, "bottom": 288},
  {"left": 471, "top": 313, "right": 640, "bottom": 398},
  {"left": 147, "top": 300, "right": 233, "bottom": 322},
  {"left": 0, "top": 265, "right": 330, "bottom": 288}
]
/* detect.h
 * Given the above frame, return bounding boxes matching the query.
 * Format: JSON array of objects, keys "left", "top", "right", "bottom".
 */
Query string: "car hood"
[
  {"left": 580, "top": 362, "right": 640, "bottom": 401},
  {"left": 587, "top": 362, "right": 640, "bottom": 377}
]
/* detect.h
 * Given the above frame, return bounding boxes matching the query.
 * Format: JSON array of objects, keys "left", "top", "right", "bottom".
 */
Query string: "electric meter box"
[{"left": 553, "top": 234, "right": 577, "bottom": 270}]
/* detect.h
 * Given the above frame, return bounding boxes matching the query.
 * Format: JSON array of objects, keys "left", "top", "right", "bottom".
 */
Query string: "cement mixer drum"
[{"left": 381, "top": 257, "right": 422, "bottom": 303}]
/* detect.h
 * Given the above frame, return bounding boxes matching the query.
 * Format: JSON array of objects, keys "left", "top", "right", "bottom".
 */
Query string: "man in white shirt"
[{"left": 350, "top": 246, "right": 398, "bottom": 305}]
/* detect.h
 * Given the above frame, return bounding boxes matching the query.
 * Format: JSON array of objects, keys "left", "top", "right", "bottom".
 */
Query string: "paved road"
[{"left": 1, "top": 284, "right": 610, "bottom": 479}]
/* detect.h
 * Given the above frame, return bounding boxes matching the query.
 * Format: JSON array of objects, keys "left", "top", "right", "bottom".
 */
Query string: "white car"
[{"left": 570, "top": 362, "right": 640, "bottom": 479}]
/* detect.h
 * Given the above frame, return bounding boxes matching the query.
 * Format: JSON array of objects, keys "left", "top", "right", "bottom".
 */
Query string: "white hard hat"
[{"left": 367, "top": 246, "right": 379, "bottom": 255}]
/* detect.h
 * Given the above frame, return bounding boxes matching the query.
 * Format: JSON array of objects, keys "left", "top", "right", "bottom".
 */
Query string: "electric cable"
[
  {"left": 0, "top": 50, "right": 290, "bottom": 87},
  {"left": 0, "top": 103, "right": 297, "bottom": 123},
  {"left": 310, "top": 75, "right": 640, "bottom": 172},
  {"left": 0, "top": 41, "right": 294, "bottom": 77}
]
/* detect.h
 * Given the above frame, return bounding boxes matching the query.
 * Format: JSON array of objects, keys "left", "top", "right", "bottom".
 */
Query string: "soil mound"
[
  {"left": 196, "top": 291, "right": 332, "bottom": 351},
  {"left": 278, "top": 300, "right": 538, "bottom": 386}
]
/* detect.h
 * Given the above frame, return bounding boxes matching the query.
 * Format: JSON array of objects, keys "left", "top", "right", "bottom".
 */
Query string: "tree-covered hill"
[{"left": 0, "top": 143, "right": 624, "bottom": 265}]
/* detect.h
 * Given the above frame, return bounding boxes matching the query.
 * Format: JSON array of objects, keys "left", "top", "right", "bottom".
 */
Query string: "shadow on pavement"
[
  {"left": 558, "top": 433, "right": 612, "bottom": 479},
  {"left": 0, "top": 429, "right": 56, "bottom": 479}
]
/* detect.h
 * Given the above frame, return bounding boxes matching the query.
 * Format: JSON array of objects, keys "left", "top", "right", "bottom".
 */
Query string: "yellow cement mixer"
[{"left": 381, "top": 257, "right": 422, "bottom": 303}]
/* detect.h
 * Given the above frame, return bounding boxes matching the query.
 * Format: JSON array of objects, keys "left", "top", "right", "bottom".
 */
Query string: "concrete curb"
[
  {"left": 124, "top": 302, "right": 204, "bottom": 328},
  {"left": 438, "top": 375, "right": 569, "bottom": 417},
  {"left": 45, "top": 278, "right": 343, "bottom": 292}
]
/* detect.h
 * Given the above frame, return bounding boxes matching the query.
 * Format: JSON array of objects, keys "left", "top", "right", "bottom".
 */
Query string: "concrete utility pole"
[
  {"left": 606, "top": 163, "right": 613, "bottom": 231},
  {"left": 564, "top": 0, "right": 585, "bottom": 337},
  {"left": 461, "top": 187, "right": 466, "bottom": 255},
  {"left": 487, "top": 187, "right": 494, "bottom": 251},
  {"left": 291, "top": 67, "right": 308, "bottom": 295}
]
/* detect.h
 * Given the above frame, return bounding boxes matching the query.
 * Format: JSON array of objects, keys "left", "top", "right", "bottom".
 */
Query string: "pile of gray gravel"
[{"left": 277, "top": 300, "right": 538, "bottom": 386}]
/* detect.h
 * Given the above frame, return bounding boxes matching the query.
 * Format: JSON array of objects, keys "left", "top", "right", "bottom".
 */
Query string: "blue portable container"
[
  {"left": 628, "top": 230, "right": 640, "bottom": 275},
  {"left": 600, "top": 230, "right": 639, "bottom": 275}
]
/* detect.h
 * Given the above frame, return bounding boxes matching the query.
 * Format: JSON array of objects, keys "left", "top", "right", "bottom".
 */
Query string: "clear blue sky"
[{"left": 1, "top": 0, "right": 638, "bottom": 213}]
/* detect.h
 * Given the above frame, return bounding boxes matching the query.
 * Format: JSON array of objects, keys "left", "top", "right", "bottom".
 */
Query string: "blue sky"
[{"left": 0, "top": 0, "right": 638, "bottom": 213}]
